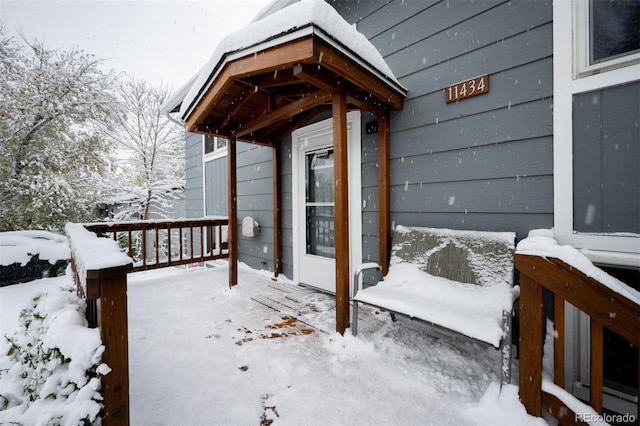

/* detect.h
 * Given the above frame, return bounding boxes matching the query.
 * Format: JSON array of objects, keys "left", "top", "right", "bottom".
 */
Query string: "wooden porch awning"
[
  {"left": 181, "top": 25, "right": 405, "bottom": 142},
  {"left": 180, "top": 0, "right": 406, "bottom": 335}
]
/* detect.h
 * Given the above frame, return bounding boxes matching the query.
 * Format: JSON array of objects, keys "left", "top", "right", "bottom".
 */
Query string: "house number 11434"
[{"left": 445, "top": 74, "right": 489, "bottom": 103}]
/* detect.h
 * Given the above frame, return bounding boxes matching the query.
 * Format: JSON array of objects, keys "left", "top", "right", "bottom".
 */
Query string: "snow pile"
[
  {"left": 355, "top": 264, "right": 511, "bottom": 346},
  {"left": 464, "top": 383, "right": 543, "bottom": 426},
  {"left": 354, "top": 226, "right": 517, "bottom": 347},
  {"left": 541, "top": 380, "right": 606, "bottom": 426},
  {"left": 181, "top": 0, "right": 402, "bottom": 119},
  {"left": 0, "top": 278, "right": 110, "bottom": 425},
  {"left": 392, "top": 225, "right": 515, "bottom": 286},
  {"left": 0, "top": 231, "right": 69, "bottom": 267},
  {"left": 516, "top": 229, "right": 640, "bottom": 305}
]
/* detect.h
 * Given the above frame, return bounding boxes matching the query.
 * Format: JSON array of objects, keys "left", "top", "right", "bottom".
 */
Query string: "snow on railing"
[
  {"left": 515, "top": 230, "right": 639, "bottom": 425},
  {"left": 83, "top": 217, "right": 229, "bottom": 271},
  {"left": 66, "top": 223, "right": 133, "bottom": 299}
]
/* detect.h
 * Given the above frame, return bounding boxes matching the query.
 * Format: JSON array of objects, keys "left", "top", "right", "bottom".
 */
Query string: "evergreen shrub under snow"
[{"left": 0, "top": 279, "right": 110, "bottom": 425}]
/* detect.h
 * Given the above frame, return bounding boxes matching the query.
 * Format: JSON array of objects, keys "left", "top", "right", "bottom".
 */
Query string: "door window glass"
[{"left": 305, "top": 149, "right": 335, "bottom": 258}]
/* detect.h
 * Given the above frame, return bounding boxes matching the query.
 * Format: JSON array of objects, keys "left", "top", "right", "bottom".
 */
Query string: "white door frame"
[{"left": 291, "top": 112, "right": 362, "bottom": 292}]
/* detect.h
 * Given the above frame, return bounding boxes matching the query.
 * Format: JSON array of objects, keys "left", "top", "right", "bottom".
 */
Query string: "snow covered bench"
[{"left": 351, "top": 225, "right": 519, "bottom": 385}]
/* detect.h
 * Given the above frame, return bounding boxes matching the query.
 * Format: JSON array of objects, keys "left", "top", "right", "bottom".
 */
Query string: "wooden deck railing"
[
  {"left": 67, "top": 217, "right": 229, "bottom": 426},
  {"left": 516, "top": 254, "right": 640, "bottom": 425},
  {"left": 84, "top": 217, "right": 229, "bottom": 271},
  {"left": 66, "top": 223, "right": 133, "bottom": 425}
]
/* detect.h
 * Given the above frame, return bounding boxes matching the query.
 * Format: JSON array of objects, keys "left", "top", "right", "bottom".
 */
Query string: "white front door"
[{"left": 292, "top": 113, "right": 362, "bottom": 293}]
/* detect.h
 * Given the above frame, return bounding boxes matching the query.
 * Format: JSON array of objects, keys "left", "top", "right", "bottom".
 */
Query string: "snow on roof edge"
[
  {"left": 251, "top": 0, "right": 298, "bottom": 23},
  {"left": 180, "top": 24, "right": 315, "bottom": 121},
  {"left": 160, "top": 73, "right": 198, "bottom": 115},
  {"left": 180, "top": 0, "right": 405, "bottom": 121},
  {"left": 163, "top": 1, "right": 284, "bottom": 119}
]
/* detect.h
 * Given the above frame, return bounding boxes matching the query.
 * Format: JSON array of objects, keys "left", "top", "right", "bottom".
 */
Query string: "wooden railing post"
[
  {"left": 553, "top": 295, "right": 565, "bottom": 388},
  {"left": 89, "top": 266, "right": 132, "bottom": 425},
  {"left": 69, "top": 219, "right": 232, "bottom": 424},
  {"left": 519, "top": 272, "right": 544, "bottom": 417},
  {"left": 516, "top": 253, "right": 640, "bottom": 424},
  {"left": 589, "top": 318, "right": 603, "bottom": 413},
  {"left": 67, "top": 224, "right": 133, "bottom": 426}
]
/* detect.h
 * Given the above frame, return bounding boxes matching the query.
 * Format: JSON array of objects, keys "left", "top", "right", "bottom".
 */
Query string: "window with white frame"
[
  {"left": 203, "top": 135, "right": 228, "bottom": 160},
  {"left": 554, "top": 0, "right": 640, "bottom": 266},
  {"left": 575, "top": 0, "right": 639, "bottom": 77}
]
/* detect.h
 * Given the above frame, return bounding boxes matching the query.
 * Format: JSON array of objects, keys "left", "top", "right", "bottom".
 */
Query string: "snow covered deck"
[
  {"left": 0, "top": 261, "right": 545, "bottom": 425},
  {"left": 124, "top": 262, "right": 540, "bottom": 425}
]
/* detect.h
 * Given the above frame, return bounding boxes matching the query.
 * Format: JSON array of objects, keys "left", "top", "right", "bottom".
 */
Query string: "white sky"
[{"left": 0, "top": 0, "right": 273, "bottom": 91}]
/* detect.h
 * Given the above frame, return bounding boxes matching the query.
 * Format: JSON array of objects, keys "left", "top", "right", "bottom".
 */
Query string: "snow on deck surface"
[
  {"left": 181, "top": 0, "right": 402, "bottom": 119},
  {"left": 0, "top": 262, "right": 546, "bottom": 425}
]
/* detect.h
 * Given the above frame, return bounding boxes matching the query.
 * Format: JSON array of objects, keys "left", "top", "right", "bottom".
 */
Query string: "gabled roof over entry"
[{"left": 179, "top": 0, "right": 406, "bottom": 144}]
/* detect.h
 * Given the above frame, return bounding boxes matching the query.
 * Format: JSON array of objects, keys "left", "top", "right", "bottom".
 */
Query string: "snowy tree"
[
  {"left": 0, "top": 26, "right": 117, "bottom": 231},
  {"left": 101, "top": 78, "right": 184, "bottom": 221}
]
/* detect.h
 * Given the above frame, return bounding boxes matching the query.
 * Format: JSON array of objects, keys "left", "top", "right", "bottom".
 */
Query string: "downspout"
[{"left": 165, "top": 109, "right": 184, "bottom": 127}]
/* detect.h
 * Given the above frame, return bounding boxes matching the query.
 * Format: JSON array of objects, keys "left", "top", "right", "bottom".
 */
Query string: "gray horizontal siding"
[
  {"left": 367, "top": 1, "right": 506, "bottom": 57},
  {"left": 390, "top": 98, "right": 553, "bottom": 158},
  {"left": 387, "top": 137, "right": 553, "bottom": 184},
  {"left": 396, "top": 22, "right": 553, "bottom": 101},
  {"left": 184, "top": 0, "right": 556, "bottom": 274},
  {"left": 391, "top": 212, "right": 552, "bottom": 235},
  {"left": 384, "top": 1, "right": 552, "bottom": 79},
  {"left": 360, "top": 112, "right": 381, "bottom": 263},
  {"left": 339, "top": 0, "right": 554, "bottom": 260},
  {"left": 185, "top": 132, "right": 203, "bottom": 218},
  {"left": 396, "top": 57, "right": 554, "bottom": 131},
  {"left": 277, "top": 138, "right": 294, "bottom": 278},
  {"left": 389, "top": 176, "right": 553, "bottom": 213},
  {"left": 204, "top": 157, "right": 227, "bottom": 216},
  {"left": 184, "top": 136, "right": 284, "bottom": 274},
  {"left": 330, "top": 0, "right": 394, "bottom": 27},
  {"left": 236, "top": 143, "right": 276, "bottom": 272}
]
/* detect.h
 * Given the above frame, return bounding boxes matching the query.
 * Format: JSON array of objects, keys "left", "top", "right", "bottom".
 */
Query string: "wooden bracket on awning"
[{"left": 184, "top": 34, "right": 404, "bottom": 140}]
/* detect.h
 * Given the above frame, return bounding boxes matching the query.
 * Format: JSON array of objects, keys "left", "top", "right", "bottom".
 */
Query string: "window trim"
[
  {"left": 554, "top": 3, "right": 639, "bottom": 417},
  {"left": 203, "top": 135, "right": 228, "bottom": 161},
  {"left": 553, "top": 0, "right": 640, "bottom": 267},
  {"left": 574, "top": 0, "right": 640, "bottom": 78}
]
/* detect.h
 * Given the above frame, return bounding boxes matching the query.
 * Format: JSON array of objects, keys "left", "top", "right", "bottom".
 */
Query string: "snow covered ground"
[{"left": 2, "top": 261, "right": 546, "bottom": 425}]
